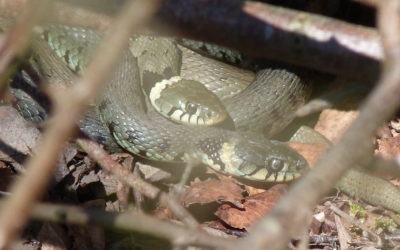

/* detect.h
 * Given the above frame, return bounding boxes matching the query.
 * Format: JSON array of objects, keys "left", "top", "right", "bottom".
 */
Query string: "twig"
[
  {"left": 77, "top": 138, "right": 200, "bottom": 229},
  {"left": 157, "top": 0, "right": 382, "bottom": 80},
  {"left": 308, "top": 235, "right": 338, "bottom": 245},
  {"left": 0, "top": 200, "right": 234, "bottom": 249},
  {"left": 0, "top": 0, "right": 161, "bottom": 248},
  {"left": 174, "top": 157, "right": 198, "bottom": 195},
  {"left": 232, "top": 0, "right": 400, "bottom": 249},
  {"left": 384, "top": 235, "right": 400, "bottom": 241}
]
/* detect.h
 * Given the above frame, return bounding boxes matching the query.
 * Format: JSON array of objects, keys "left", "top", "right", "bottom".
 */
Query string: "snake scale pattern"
[{"left": 7, "top": 23, "right": 400, "bottom": 214}]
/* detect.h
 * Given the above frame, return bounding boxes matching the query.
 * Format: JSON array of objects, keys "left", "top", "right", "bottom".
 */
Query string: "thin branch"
[
  {"left": 232, "top": 0, "right": 400, "bottom": 248},
  {"left": 0, "top": 0, "right": 161, "bottom": 248},
  {"left": 0, "top": 200, "right": 233, "bottom": 249},
  {"left": 156, "top": 0, "right": 381, "bottom": 80},
  {"left": 77, "top": 138, "right": 200, "bottom": 229},
  {"left": 0, "top": 0, "right": 384, "bottom": 79}
]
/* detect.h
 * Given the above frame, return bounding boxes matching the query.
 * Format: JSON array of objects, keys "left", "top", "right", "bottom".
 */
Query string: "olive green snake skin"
[{"left": 8, "top": 24, "right": 400, "bottom": 213}]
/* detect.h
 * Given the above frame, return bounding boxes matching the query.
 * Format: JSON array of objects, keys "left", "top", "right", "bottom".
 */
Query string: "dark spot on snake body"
[
  {"left": 175, "top": 47, "right": 182, "bottom": 69},
  {"left": 142, "top": 70, "right": 163, "bottom": 95}
]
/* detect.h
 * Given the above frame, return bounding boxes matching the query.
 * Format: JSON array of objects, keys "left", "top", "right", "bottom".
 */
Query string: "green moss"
[
  {"left": 349, "top": 201, "right": 367, "bottom": 219},
  {"left": 375, "top": 218, "right": 397, "bottom": 230}
]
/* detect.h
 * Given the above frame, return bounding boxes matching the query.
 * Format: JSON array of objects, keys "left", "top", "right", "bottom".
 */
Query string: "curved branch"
[
  {"left": 0, "top": 0, "right": 384, "bottom": 79},
  {"left": 156, "top": 0, "right": 381, "bottom": 80}
]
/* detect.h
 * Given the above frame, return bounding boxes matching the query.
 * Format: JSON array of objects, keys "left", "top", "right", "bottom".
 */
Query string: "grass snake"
[
  {"left": 9, "top": 24, "right": 400, "bottom": 214},
  {"left": 13, "top": 25, "right": 309, "bottom": 182}
]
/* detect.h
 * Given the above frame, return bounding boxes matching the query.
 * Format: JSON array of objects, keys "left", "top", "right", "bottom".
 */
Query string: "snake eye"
[
  {"left": 267, "top": 158, "right": 285, "bottom": 172},
  {"left": 186, "top": 102, "right": 198, "bottom": 115}
]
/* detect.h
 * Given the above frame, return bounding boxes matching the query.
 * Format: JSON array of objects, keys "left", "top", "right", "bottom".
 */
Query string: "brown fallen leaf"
[
  {"left": 214, "top": 184, "right": 287, "bottom": 230},
  {"left": 390, "top": 119, "right": 400, "bottom": 137},
  {"left": 376, "top": 136, "right": 400, "bottom": 161},
  {"left": 181, "top": 178, "right": 245, "bottom": 208}
]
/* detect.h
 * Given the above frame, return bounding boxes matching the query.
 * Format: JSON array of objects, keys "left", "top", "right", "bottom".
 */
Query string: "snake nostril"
[{"left": 296, "top": 159, "right": 306, "bottom": 171}]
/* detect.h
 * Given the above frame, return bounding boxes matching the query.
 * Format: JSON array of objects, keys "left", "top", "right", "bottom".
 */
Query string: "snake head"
[
  {"left": 218, "top": 135, "right": 308, "bottom": 182},
  {"left": 149, "top": 77, "right": 229, "bottom": 126}
]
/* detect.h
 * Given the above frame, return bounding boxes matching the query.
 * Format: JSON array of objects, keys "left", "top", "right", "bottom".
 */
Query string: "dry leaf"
[
  {"left": 376, "top": 137, "right": 400, "bottom": 161},
  {"left": 181, "top": 178, "right": 244, "bottom": 208},
  {"left": 215, "top": 184, "right": 287, "bottom": 230}
]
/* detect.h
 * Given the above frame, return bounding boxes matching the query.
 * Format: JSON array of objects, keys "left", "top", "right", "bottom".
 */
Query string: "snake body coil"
[{"left": 13, "top": 25, "right": 310, "bottom": 182}]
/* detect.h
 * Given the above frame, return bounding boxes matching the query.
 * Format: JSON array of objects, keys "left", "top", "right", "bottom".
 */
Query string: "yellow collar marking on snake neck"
[{"left": 149, "top": 75, "right": 182, "bottom": 105}]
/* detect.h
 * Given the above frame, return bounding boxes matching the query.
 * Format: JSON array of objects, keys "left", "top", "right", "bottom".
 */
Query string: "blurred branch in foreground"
[
  {"left": 0, "top": 0, "right": 161, "bottom": 248},
  {"left": 0, "top": 200, "right": 233, "bottom": 249},
  {"left": 233, "top": 0, "right": 400, "bottom": 248}
]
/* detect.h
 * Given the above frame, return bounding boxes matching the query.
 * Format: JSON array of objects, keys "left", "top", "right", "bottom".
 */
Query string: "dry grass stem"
[{"left": 77, "top": 138, "right": 200, "bottom": 228}]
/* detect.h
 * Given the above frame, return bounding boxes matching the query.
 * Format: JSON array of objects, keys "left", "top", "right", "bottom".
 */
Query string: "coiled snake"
[
  {"left": 9, "top": 24, "right": 400, "bottom": 214},
  {"left": 14, "top": 25, "right": 310, "bottom": 182}
]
